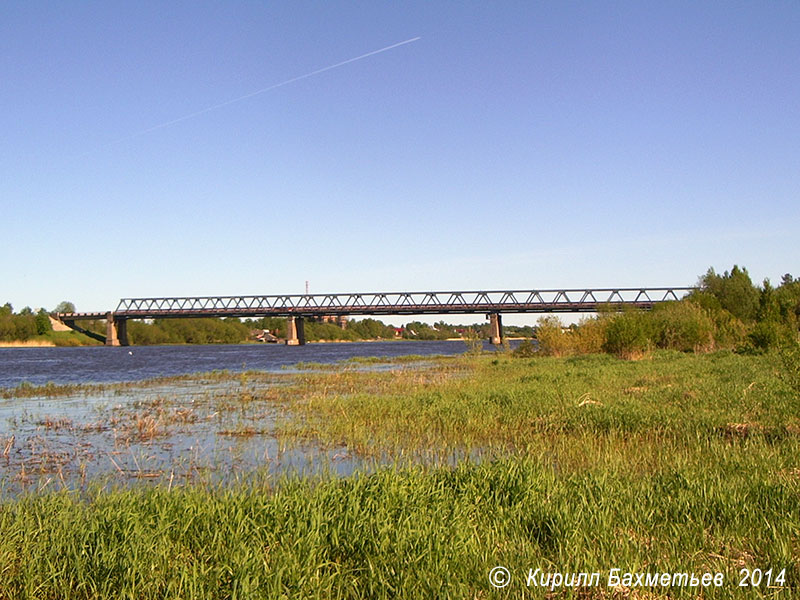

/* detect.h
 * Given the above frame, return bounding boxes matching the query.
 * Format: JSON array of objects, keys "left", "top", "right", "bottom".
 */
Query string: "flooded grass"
[
  {"left": 0, "top": 358, "right": 453, "bottom": 495},
  {"left": 0, "top": 368, "right": 280, "bottom": 399},
  {"left": 0, "top": 351, "right": 798, "bottom": 597}
]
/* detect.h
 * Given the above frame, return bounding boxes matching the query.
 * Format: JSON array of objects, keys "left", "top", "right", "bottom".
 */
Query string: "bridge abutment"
[
  {"left": 488, "top": 313, "right": 503, "bottom": 346},
  {"left": 285, "top": 316, "right": 306, "bottom": 346}
]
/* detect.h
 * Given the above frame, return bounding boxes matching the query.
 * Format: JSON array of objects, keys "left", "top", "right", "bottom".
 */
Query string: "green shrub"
[
  {"left": 462, "top": 328, "right": 484, "bottom": 355},
  {"left": 709, "top": 308, "right": 748, "bottom": 349},
  {"left": 511, "top": 339, "right": 537, "bottom": 357},
  {"left": 748, "top": 320, "right": 784, "bottom": 351},
  {"left": 651, "top": 301, "right": 714, "bottom": 352},
  {"left": 535, "top": 316, "right": 571, "bottom": 357},
  {"left": 777, "top": 333, "right": 800, "bottom": 394},
  {"left": 570, "top": 316, "right": 607, "bottom": 354},
  {"left": 602, "top": 311, "right": 654, "bottom": 358}
]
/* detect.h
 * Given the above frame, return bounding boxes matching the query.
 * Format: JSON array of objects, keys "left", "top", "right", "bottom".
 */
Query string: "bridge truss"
[{"left": 110, "top": 287, "right": 697, "bottom": 319}]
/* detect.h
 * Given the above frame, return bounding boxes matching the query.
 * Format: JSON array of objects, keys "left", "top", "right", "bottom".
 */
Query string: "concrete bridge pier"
[
  {"left": 105, "top": 313, "right": 129, "bottom": 347},
  {"left": 286, "top": 316, "right": 306, "bottom": 346},
  {"left": 488, "top": 313, "right": 503, "bottom": 346}
]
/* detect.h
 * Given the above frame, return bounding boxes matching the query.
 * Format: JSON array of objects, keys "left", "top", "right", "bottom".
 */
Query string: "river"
[{"left": 0, "top": 340, "right": 504, "bottom": 388}]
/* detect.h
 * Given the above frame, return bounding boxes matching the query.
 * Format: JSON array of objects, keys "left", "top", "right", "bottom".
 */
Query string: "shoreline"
[
  {"left": 0, "top": 340, "right": 56, "bottom": 348},
  {"left": 0, "top": 337, "right": 529, "bottom": 349}
]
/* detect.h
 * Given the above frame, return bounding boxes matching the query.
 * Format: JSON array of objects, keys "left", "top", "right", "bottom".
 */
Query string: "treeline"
[
  {"left": 0, "top": 304, "right": 52, "bottom": 342},
  {"left": 0, "top": 302, "right": 530, "bottom": 346},
  {"left": 125, "top": 317, "right": 399, "bottom": 345},
  {"left": 245, "top": 318, "right": 531, "bottom": 343},
  {"left": 525, "top": 266, "right": 800, "bottom": 358},
  {"left": 125, "top": 317, "right": 533, "bottom": 345},
  {"left": 400, "top": 321, "right": 533, "bottom": 341}
]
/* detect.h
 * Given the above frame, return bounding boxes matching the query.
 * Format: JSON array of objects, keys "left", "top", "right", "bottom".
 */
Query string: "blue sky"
[{"left": 3, "top": 1, "right": 798, "bottom": 319}]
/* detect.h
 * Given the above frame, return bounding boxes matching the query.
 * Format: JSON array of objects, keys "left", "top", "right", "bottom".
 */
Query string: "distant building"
[
  {"left": 314, "top": 315, "right": 349, "bottom": 329},
  {"left": 251, "top": 329, "right": 278, "bottom": 343}
]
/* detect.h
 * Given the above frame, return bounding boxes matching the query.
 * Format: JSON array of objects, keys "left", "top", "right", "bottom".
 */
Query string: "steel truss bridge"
[
  {"left": 113, "top": 287, "right": 695, "bottom": 317},
  {"left": 58, "top": 287, "right": 696, "bottom": 346}
]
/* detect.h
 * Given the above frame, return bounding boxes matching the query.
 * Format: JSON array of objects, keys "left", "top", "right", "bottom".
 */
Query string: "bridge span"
[{"left": 58, "top": 287, "right": 696, "bottom": 347}]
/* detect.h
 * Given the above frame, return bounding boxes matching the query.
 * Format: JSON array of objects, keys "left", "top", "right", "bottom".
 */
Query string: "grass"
[
  {"left": 0, "top": 331, "right": 101, "bottom": 347},
  {"left": 0, "top": 351, "right": 798, "bottom": 598},
  {"left": 0, "top": 458, "right": 796, "bottom": 599},
  {"left": 277, "top": 351, "right": 800, "bottom": 460}
]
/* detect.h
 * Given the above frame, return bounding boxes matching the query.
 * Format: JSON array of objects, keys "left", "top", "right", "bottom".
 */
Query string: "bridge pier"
[
  {"left": 285, "top": 316, "right": 306, "bottom": 346},
  {"left": 488, "top": 313, "right": 503, "bottom": 346},
  {"left": 105, "top": 313, "right": 129, "bottom": 347}
]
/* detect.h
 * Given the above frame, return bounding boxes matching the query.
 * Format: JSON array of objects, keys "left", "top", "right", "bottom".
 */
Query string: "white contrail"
[{"left": 92, "top": 36, "right": 421, "bottom": 150}]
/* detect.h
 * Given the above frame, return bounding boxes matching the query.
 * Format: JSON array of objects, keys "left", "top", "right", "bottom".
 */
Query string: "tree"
[
  {"left": 775, "top": 275, "right": 800, "bottom": 330},
  {"left": 699, "top": 266, "right": 759, "bottom": 322},
  {"left": 35, "top": 309, "right": 52, "bottom": 335},
  {"left": 402, "top": 321, "right": 438, "bottom": 340},
  {"left": 54, "top": 301, "right": 76, "bottom": 314},
  {"left": 535, "top": 315, "right": 570, "bottom": 356}
]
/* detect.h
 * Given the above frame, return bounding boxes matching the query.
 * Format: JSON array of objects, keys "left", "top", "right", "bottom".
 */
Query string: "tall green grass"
[{"left": 0, "top": 456, "right": 796, "bottom": 598}]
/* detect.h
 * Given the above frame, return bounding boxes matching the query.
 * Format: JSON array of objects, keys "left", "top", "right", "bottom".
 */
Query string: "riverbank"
[
  {"left": 0, "top": 340, "right": 55, "bottom": 347},
  {"left": 0, "top": 331, "right": 101, "bottom": 348},
  {"left": 0, "top": 335, "right": 483, "bottom": 347},
  {"left": 0, "top": 351, "right": 797, "bottom": 597}
]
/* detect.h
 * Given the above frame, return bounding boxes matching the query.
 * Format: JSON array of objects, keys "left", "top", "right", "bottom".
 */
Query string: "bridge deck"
[{"left": 57, "top": 312, "right": 109, "bottom": 320}]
